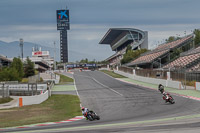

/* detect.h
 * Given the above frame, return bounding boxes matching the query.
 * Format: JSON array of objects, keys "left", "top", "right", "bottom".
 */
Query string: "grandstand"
[
  {"left": 99, "top": 28, "right": 148, "bottom": 66},
  {"left": 127, "top": 35, "right": 194, "bottom": 69},
  {"left": 163, "top": 46, "right": 200, "bottom": 72}
]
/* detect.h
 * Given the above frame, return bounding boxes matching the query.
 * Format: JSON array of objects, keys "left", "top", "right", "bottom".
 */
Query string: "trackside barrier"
[
  {"left": 195, "top": 82, "right": 200, "bottom": 90},
  {"left": 12, "top": 90, "right": 49, "bottom": 107},
  {"left": 114, "top": 70, "right": 181, "bottom": 89}
]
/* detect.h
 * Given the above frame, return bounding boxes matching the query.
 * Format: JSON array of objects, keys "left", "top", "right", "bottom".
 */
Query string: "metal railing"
[
  {"left": 0, "top": 83, "right": 9, "bottom": 98},
  {"left": 118, "top": 66, "right": 200, "bottom": 87}
]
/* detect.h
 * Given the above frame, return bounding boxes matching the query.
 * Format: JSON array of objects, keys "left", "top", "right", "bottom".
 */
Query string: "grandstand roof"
[
  {"left": 127, "top": 35, "right": 194, "bottom": 67},
  {"left": 99, "top": 28, "right": 145, "bottom": 44}
]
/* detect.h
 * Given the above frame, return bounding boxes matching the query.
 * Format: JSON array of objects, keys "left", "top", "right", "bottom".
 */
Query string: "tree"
[
  {"left": 11, "top": 57, "right": 24, "bottom": 80},
  {"left": 80, "top": 58, "right": 88, "bottom": 63},
  {"left": 24, "top": 57, "right": 35, "bottom": 77},
  {"left": 0, "top": 57, "right": 24, "bottom": 82},
  {"left": 121, "top": 49, "right": 148, "bottom": 64},
  {"left": 126, "top": 44, "right": 132, "bottom": 53},
  {"left": 0, "top": 67, "right": 20, "bottom": 81},
  {"left": 194, "top": 29, "right": 200, "bottom": 46},
  {"left": 165, "top": 36, "right": 176, "bottom": 43}
]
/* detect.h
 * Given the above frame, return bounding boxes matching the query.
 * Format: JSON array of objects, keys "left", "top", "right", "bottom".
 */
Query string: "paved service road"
[{"left": 3, "top": 71, "right": 200, "bottom": 133}]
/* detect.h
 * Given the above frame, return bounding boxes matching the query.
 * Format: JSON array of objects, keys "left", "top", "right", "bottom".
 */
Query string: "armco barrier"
[{"left": 114, "top": 70, "right": 181, "bottom": 89}]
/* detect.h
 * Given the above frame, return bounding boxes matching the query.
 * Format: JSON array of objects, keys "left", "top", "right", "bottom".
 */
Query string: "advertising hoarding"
[{"left": 57, "top": 10, "right": 70, "bottom": 30}]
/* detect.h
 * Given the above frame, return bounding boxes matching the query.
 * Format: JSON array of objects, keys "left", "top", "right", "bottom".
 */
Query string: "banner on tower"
[{"left": 57, "top": 10, "right": 70, "bottom": 30}]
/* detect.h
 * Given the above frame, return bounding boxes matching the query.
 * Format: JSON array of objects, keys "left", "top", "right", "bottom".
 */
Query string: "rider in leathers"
[
  {"left": 82, "top": 107, "right": 89, "bottom": 119},
  {"left": 163, "top": 91, "right": 169, "bottom": 102}
]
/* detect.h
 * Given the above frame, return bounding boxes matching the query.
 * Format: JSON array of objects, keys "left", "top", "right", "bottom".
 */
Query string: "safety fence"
[
  {"left": 0, "top": 83, "right": 48, "bottom": 96},
  {"left": 117, "top": 66, "right": 200, "bottom": 87},
  {"left": 0, "top": 84, "right": 9, "bottom": 98}
]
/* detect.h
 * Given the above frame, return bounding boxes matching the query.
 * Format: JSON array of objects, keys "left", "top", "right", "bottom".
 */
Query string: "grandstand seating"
[
  {"left": 127, "top": 35, "right": 193, "bottom": 67},
  {"left": 154, "top": 35, "right": 193, "bottom": 51},
  {"left": 163, "top": 53, "right": 200, "bottom": 68},
  {"left": 130, "top": 50, "right": 168, "bottom": 65},
  {"left": 188, "top": 62, "right": 200, "bottom": 72},
  {"left": 163, "top": 45, "right": 200, "bottom": 71}
]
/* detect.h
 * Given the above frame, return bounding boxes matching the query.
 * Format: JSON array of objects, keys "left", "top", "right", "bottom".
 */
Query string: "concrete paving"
[{"left": 0, "top": 97, "right": 18, "bottom": 109}]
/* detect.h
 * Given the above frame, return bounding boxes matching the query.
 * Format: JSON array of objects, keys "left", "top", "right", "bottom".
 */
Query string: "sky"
[{"left": 0, "top": 0, "right": 200, "bottom": 62}]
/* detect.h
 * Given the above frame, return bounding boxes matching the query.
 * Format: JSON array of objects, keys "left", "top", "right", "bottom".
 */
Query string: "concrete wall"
[
  {"left": 99, "top": 68, "right": 110, "bottom": 71},
  {"left": 11, "top": 90, "right": 49, "bottom": 106},
  {"left": 114, "top": 70, "right": 181, "bottom": 89}
]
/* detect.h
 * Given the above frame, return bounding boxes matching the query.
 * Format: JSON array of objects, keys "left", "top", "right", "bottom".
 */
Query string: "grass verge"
[
  {"left": 0, "top": 94, "right": 81, "bottom": 128},
  {"left": 0, "top": 97, "right": 13, "bottom": 104},
  {"left": 56, "top": 73, "right": 74, "bottom": 84},
  {"left": 100, "top": 70, "right": 126, "bottom": 78}
]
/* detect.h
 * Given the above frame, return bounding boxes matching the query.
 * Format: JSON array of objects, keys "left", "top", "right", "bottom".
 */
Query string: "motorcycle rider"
[
  {"left": 158, "top": 84, "right": 164, "bottom": 93},
  {"left": 81, "top": 107, "right": 89, "bottom": 120},
  {"left": 162, "top": 91, "right": 169, "bottom": 102}
]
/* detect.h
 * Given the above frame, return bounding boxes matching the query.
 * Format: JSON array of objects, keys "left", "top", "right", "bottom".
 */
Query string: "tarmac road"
[{"left": 3, "top": 70, "right": 200, "bottom": 133}]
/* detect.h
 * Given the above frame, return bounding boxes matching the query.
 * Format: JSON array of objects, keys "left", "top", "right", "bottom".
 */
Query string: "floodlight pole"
[
  {"left": 19, "top": 38, "right": 24, "bottom": 60},
  {"left": 54, "top": 41, "right": 56, "bottom": 70}
]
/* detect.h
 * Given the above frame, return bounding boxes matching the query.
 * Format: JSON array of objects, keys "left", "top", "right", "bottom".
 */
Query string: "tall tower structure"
[{"left": 56, "top": 9, "right": 70, "bottom": 63}]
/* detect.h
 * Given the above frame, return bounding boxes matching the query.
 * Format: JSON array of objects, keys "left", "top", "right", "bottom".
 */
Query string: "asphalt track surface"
[{"left": 3, "top": 71, "right": 200, "bottom": 133}]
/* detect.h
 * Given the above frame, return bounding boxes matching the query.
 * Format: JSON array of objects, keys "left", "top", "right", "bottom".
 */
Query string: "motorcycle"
[
  {"left": 84, "top": 111, "right": 100, "bottom": 121},
  {"left": 163, "top": 93, "right": 175, "bottom": 104}
]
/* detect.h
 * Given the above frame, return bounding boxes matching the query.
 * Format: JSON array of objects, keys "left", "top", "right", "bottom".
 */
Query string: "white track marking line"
[
  {"left": 74, "top": 73, "right": 123, "bottom": 97},
  {"left": 73, "top": 75, "right": 82, "bottom": 107},
  {"left": 91, "top": 77, "right": 123, "bottom": 97}
]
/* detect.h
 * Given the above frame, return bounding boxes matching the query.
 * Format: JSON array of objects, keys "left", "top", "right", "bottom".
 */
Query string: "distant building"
[
  {"left": 29, "top": 47, "right": 53, "bottom": 72},
  {"left": 99, "top": 28, "right": 148, "bottom": 66},
  {"left": 0, "top": 54, "right": 12, "bottom": 68}
]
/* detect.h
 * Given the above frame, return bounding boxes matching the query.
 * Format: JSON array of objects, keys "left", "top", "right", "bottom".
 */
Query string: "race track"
[{"left": 3, "top": 70, "right": 200, "bottom": 133}]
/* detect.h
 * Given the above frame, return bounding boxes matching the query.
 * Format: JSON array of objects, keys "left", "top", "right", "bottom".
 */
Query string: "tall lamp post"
[
  {"left": 19, "top": 38, "right": 24, "bottom": 60},
  {"left": 54, "top": 41, "right": 56, "bottom": 71}
]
